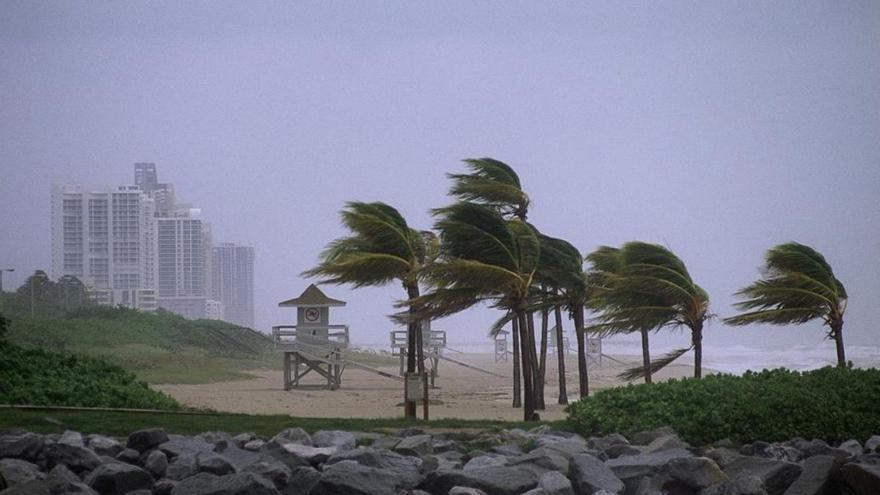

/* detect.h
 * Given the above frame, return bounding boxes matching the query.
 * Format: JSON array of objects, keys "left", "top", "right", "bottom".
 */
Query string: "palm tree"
[
  {"left": 725, "top": 242, "right": 848, "bottom": 366},
  {"left": 409, "top": 201, "right": 542, "bottom": 421},
  {"left": 586, "top": 242, "right": 710, "bottom": 381},
  {"left": 303, "top": 201, "right": 435, "bottom": 419}
]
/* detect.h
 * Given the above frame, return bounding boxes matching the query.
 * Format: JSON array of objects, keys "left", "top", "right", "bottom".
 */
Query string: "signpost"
[{"left": 405, "top": 372, "right": 429, "bottom": 420}]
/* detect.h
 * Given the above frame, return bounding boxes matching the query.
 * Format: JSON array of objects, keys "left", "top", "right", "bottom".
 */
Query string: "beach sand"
[{"left": 157, "top": 353, "right": 702, "bottom": 421}]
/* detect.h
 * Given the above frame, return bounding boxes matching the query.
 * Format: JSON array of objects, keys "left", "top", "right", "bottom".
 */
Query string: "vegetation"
[
  {"left": 0, "top": 338, "right": 180, "bottom": 410},
  {"left": 725, "top": 242, "right": 849, "bottom": 366},
  {"left": 0, "top": 407, "right": 563, "bottom": 438},
  {"left": 586, "top": 242, "right": 710, "bottom": 381},
  {"left": 0, "top": 270, "right": 93, "bottom": 319},
  {"left": 303, "top": 201, "right": 437, "bottom": 419},
  {"left": 566, "top": 365, "right": 880, "bottom": 445}
]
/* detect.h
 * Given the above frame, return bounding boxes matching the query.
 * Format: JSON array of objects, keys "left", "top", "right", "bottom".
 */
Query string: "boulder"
[
  {"left": 631, "top": 427, "right": 678, "bottom": 446},
  {"left": 169, "top": 472, "right": 279, "bottom": 495},
  {"left": 44, "top": 442, "right": 103, "bottom": 474},
  {"left": 311, "top": 460, "right": 406, "bottom": 495},
  {"left": 325, "top": 448, "right": 423, "bottom": 489},
  {"left": 532, "top": 442, "right": 598, "bottom": 462},
  {"left": 287, "top": 466, "right": 321, "bottom": 495},
  {"left": 490, "top": 444, "right": 524, "bottom": 457},
  {"left": 605, "top": 448, "right": 693, "bottom": 481},
  {"left": 84, "top": 463, "right": 153, "bottom": 495},
  {"left": 115, "top": 448, "right": 141, "bottom": 465},
  {"left": 0, "top": 433, "right": 44, "bottom": 462},
  {"left": 272, "top": 444, "right": 335, "bottom": 466},
  {"left": 394, "top": 435, "right": 434, "bottom": 458},
  {"left": 195, "top": 431, "right": 235, "bottom": 446},
  {"left": 144, "top": 450, "right": 168, "bottom": 479},
  {"left": 432, "top": 439, "right": 461, "bottom": 454},
  {"left": 538, "top": 471, "right": 575, "bottom": 495},
  {"left": 0, "top": 479, "right": 51, "bottom": 495},
  {"left": 782, "top": 455, "right": 839, "bottom": 495},
  {"left": 126, "top": 429, "right": 169, "bottom": 453},
  {"left": 58, "top": 431, "right": 85, "bottom": 447},
  {"left": 158, "top": 435, "right": 214, "bottom": 460},
  {"left": 463, "top": 454, "right": 508, "bottom": 471},
  {"left": 507, "top": 452, "right": 569, "bottom": 478},
  {"left": 422, "top": 466, "right": 538, "bottom": 495},
  {"left": 731, "top": 475, "right": 768, "bottom": 495},
  {"left": 86, "top": 435, "right": 124, "bottom": 457},
  {"left": 371, "top": 437, "right": 401, "bottom": 451},
  {"left": 449, "top": 487, "right": 489, "bottom": 495},
  {"left": 45, "top": 464, "right": 91, "bottom": 494},
  {"left": 166, "top": 453, "right": 199, "bottom": 481},
  {"left": 0, "top": 459, "right": 45, "bottom": 487},
  {"left": 704, "top": 447, "right": 742, "bottom": 469},
  {"left": 270, "top": 428, "right": 311, "bottom": 447},
  {"left": 723, "top": 457, "right": 801, "bottom": 495},
  {"left": 568, "top": 453, "right": 624, "bottom": 494},
  {"left": 588, "top": 434, "right": 629, "bottom": 452},
  {"left": 643, "top": 435, "right": 689, "bottom": 454},
  {"left": 839, "top": 440, "right": 864, "bottom": 457},
  {"left": 196, "top": 452, "right": 236, "bottom": 475},
  {"left": 312, "top": 431, "right": 356, "bottom": 452},
  {"left": 243, "top": 440, "right": 265, "bottom": 452},
  {"left": 153, "top": 479, "right": 177, "bottom": 495},
  {"left": 260, "top": 441, "right": 310, "bottom": 471},
  {"left": 397, "top": 427, "right": 425, "bottom": 438},
  {"left": 241, "top": 461, "right": 290, "bottom": 490},
  {"left": 743, "top": 442, "right": 799, "bottom": 462},
  {"left": 603, "top": 444, "right": 641, "bottom": 460},
  {"left": 232, "top": 433, "right": 256, "bottom": 448},
  {"left": 865, "top": 436, "right": 880, "bottom": 453},
  {"left": 211, "top": 439, "right": 260, "bottom": 469},
  {"left": 840, "top": 463, "right": 880, "bottom": 495},
  {"left": 666, "top": 456, "right": 727, "bottom": 490}
]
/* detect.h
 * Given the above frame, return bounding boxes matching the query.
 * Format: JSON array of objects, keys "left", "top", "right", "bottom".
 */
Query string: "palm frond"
[
  {"left": 302, "top": 252, "right": 411, "bottom": 288},
  {"left": 618, "top": 347, "right": 692, "bottom": 381},
  {"left": 448, "top": 158, "right": 530, "bottom": 218}
]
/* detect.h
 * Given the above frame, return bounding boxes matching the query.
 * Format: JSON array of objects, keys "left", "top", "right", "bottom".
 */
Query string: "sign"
[
  {"left": 304, "top": 307, "right": 320, "bottom": 322},
  {"left": 405, "top": 372, "right": 426, "bottom": 402}
]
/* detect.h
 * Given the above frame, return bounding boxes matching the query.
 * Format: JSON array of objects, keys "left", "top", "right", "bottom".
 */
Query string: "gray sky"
[{"left": 1, "top": 2, "right": 878, "bottom": 352}]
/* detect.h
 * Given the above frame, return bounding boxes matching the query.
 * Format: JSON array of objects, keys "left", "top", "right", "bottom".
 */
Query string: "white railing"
[{"left": 272, "top": 325, "right": 350, "bottom": 351}]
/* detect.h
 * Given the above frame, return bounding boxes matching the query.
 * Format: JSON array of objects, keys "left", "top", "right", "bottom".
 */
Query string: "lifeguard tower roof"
[{"left": 278, "top": 284, "right": 346, "bottom": 308}]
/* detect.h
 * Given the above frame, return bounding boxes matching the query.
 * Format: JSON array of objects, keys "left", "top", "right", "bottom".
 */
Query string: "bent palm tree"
[
  {"left": 725, "top": 242, "right": 848, "bottom": 366},
  {"left": 303, "top": 202, "right": 434, "bottom": 419},
  {"left": 587, "top": 242, "right": 710, "bottom": 381}
]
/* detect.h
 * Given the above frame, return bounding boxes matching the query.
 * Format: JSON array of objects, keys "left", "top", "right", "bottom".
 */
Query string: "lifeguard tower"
[
  {"left": 548, "top": 325, "right": 571, "bottom": 356},
  {"left": 494, "top": 330, "right": 510, "bottom": 362}
]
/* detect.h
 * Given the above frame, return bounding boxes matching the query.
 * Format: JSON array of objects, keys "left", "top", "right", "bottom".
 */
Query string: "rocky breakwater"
[{"left": 1, "top": 425, "right": 879, "bottom": 495}]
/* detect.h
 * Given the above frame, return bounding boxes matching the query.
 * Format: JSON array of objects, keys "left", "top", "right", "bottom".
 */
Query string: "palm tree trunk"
[
  {"left": 692, "top": 321, "right": 703, "bottom": 379},
  {"left": 405, "top": 283, "right": 420, "bottom": 419},
  {"left": 832, "top": 318, "right": 846, "bottom": 366},
  {"left": 526, "top": 311, "right": 541, "bottom": 413},
  {"left": 554, "top": 305, "right": 568, "bottom": 405},
  {"left": 511, "top": 317, "right": 522, "bottom": 408},
  {"left": 640, "top": 328, "right": 652, "bottom": 384},
  {"left": 537, "top": 308, "right": 549, "bottom": 410},
  {"left": 518, "top": 311, "right": 536, "bottom": 421},
  {"left": 573, "top": 305, "right": 589, "bottom": 398}
]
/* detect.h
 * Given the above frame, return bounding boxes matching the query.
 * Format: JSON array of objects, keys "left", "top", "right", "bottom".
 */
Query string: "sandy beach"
[{"left": 157, "top": 353, "right": 702, "bottom": 421}]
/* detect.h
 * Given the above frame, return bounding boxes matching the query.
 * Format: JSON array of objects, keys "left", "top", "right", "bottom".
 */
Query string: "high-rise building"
[
  {"left": 212, "top": 243, "right": 255, "bottom": 328},
  {"left": 155, "top": 209, "right": 211, "bottom": 319},
  {"left": 51, "top": 184, "right": 157, "bottom": 311}
]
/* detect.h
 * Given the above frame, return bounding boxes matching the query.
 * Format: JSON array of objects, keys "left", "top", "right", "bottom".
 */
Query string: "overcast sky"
[{"left": 1, "top": 2, "right": 878, "bottom": 353}]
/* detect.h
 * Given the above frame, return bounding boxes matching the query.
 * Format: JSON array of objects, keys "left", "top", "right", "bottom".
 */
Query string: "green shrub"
[
  {"left": 566, "top": 366, "right": 880, "bottom": 445},
  {"left": 0, "top": 340, "right": 180, "bottom": 410}
]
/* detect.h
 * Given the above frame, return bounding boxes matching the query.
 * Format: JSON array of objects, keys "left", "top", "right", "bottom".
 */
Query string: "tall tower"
[
  {"left": 155, "top": 209, "right": 208, "bottom": 319},
  {"left": 212, "top": 243, "right": 255, "bottom": 328},
  {"left": 134, "top": 163, "right": 158, "bottom": 192}
]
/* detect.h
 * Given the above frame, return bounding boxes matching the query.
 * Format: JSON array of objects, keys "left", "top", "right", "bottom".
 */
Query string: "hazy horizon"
[{"left": 2, "top": 2, "right": 878, "bottom": 358}]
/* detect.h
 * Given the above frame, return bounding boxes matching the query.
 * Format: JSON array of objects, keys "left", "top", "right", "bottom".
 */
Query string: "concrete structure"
[
  {"left": 155, "top": 209, "right": 210, "bottom": 319},
  {"left": 211, "top": 243, "right": 255, "bottom": 328},
  {"left": 205, "top": 298, "right": 224, "bottom": 320},
  {"left": 51, "top": 184, "right": 157, "bottom": 311}
]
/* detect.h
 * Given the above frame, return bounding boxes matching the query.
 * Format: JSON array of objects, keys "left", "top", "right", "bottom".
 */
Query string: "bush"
[
  {"left": 566, "top": 366, "right": 880, "bottom": 445},
  {"left": 0, "top": 340, "right": 180, "bottom": 410}
]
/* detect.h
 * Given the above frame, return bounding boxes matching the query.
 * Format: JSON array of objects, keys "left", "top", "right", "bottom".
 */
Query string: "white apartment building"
[
  {"left": 155, "top": 209, "right": 211, "bottom": 319},
  {"left": 211, "top": 243, "right": 255, "bottom": 328}
]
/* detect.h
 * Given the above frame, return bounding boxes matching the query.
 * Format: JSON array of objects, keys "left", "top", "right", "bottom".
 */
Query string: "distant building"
[
  {"left": 205, "top": 299, "right": 224, "bottom": 320},
  {"left": 212, "top": 243, "right": 255, "bottom": 328},
  {"left": 155, "top": 210, "right": 211, "bottom": 319},
  {"left": 50, "top": 184, "right": 157, "bottom": 311}
]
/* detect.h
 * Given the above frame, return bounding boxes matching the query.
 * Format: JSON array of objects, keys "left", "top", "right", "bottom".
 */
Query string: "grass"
[
  {"left": 0, "top": 407, "right": 565, "bottom": 438},
  {"left": 3, "top": 306, "right": 396, "bottom": 384}
]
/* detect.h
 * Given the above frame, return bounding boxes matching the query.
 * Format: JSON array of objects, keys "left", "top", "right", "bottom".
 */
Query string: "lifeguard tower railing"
[
  {"left": 389, "top": 329, "right": 447, "bottom": 354},
  {"left": 272, "top": 324, "right": 350, "bottom": 351}
]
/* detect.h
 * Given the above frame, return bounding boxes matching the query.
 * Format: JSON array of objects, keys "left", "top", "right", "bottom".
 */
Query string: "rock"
[
  {"left": 211, "top": 440, "right": 260, "bottom": 470},
  {"left": 196, "top": 452, "right": 236, "bottom": 475},
  {"left": 0, "top": 479, "right": 51, "bottom": 495},
  {"left": 241, "top": 461, "right": 290, "bottom": 490},
  {"left": 287, "top": 466, "right": 321, "bottom": 495},
  {"left": 166, "top": 453, "right": 199, "bottom": 481},
  {"left": 44, "top": 442, "right": 103, "bottom": 474},
  {"left": 418, "top": 455, "right": 439, "bottom": 474},
  {"left": 310, "top": 460, "right": 407, "bottom": 495},
  {"left": 605, "top": 448, "right": 693, "bottom": 482},
  {"left": 270, "top": 428, "right": 312, "bottom": 447},
  {"left": 538, "top": 471, "right": 575, "bottom": 495},
  {"left": 325, "top": 448, "right": 423, "bottom": 489},
  {"left": 705, "top": 448, "right": 741, "bottom": 469},
  {"left": 568, "top": 453, "right": 624, "bottom": 494},
  {"left": 422, "top": 466, "right": 538, "bottom": 495},
  {"left": 272, "top": 443, "right": 335, "bottom": 466},
  {"left": 643, "top": 434, "right": 689, "bottom": 453},
  {"left": 532, "top": 441, "right": 597, "bottom": 461},
  {"left": 603, "top": 444, "right": 641, "bottom": 459},
  {"left": 153, "top": 479, "right": 177, "bottom": 495},
  {"left": 667, "top": 456, "right": 727, "bottom": 489},
  {"left": 394, "top": 435, "right": 433, "bottom": 458},
  {"left": 0, "top": 459, "right": 45, "bottom": 487},
  {"left": 588, "top": 434, "right": 630, "bottom": 452},
  {"left": 243, "top": 440, "right": 265, "bottom": 451},
  {"left": 126, "top": 429, "right": 169, "bottom": 453},
  {"left": 169, "top": 472, "right": 279, "bottom": 495},
  {"left": 58, "top": 431, "right": 85, "bottom": 447},
  {"left": 507, "top": 452, "right": 569, "bottom": 478},
  {"left": 194, "top": 431, "right": 235, "bottom": 446},
  {"left": 144, "top": 450, "right": 168, "bottom": 479},
  {"left": 839, "top": 440, "right": 864, "bottom": 457},
  {"left": 84, "top": 463, "right": 153, "bottom": 495},
  {"left": 782, "top": 455, "right": 839, "bottom": 495},
  {"left": 449, "top": 487, "right": 489, "bottom": 495},
  {"left": 313, "top": 431, "right": 357, "bottom": 452},
  {"left": 743, "top": 442, "right": 798, "bottom": 462},
  {"left": 723, "top": 457, "right": 801, "bottom": 495},
  {"left": 397, "top": 427, "right": 425, "bottom": 438},
  {"left": 787, "top": 439, "right": 849, "bottom": 461},
  {"left": 840, "top": 463, "right": 880, "bottom": 495},
  {"left": 0, "top": 433, "right": 44, "bottom": 462},
  {"left": 631, "top": 427, "right": 678, "bottom": 446},
  {"left": 260, "top": 441, "right": 309, "bottom": 471},
  {"left": 463, "top": 454, "right": 508, "bottom": 471},
  {"left": 45, "top": 464, "right": 87, "bottom": 493},
  {"left": 232, "top": 433, "right": 256, "bottom": 448},
  {"left": 371, "top": 437, "right": 401, "bottom": 451},
  {"left": 432, "top": 439, "right": 460, "bottom": 454},
  {"left": 158, "top": 435, "right": 214, "bottom": 460},
  {"left": 86, "top": 435, "right": 124, "bottom": 457},
  {"left": 865, "top": 436, "right": 880, "bottom": 453},
  {"left": 732, "top": 475, "right": 768, "bottom": 495},
  {"left": 490, "top": 444, "right": 524, "bottom": 457},
  {"left": 115, "top": 448, "right": 140, "bottom": 465}
]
